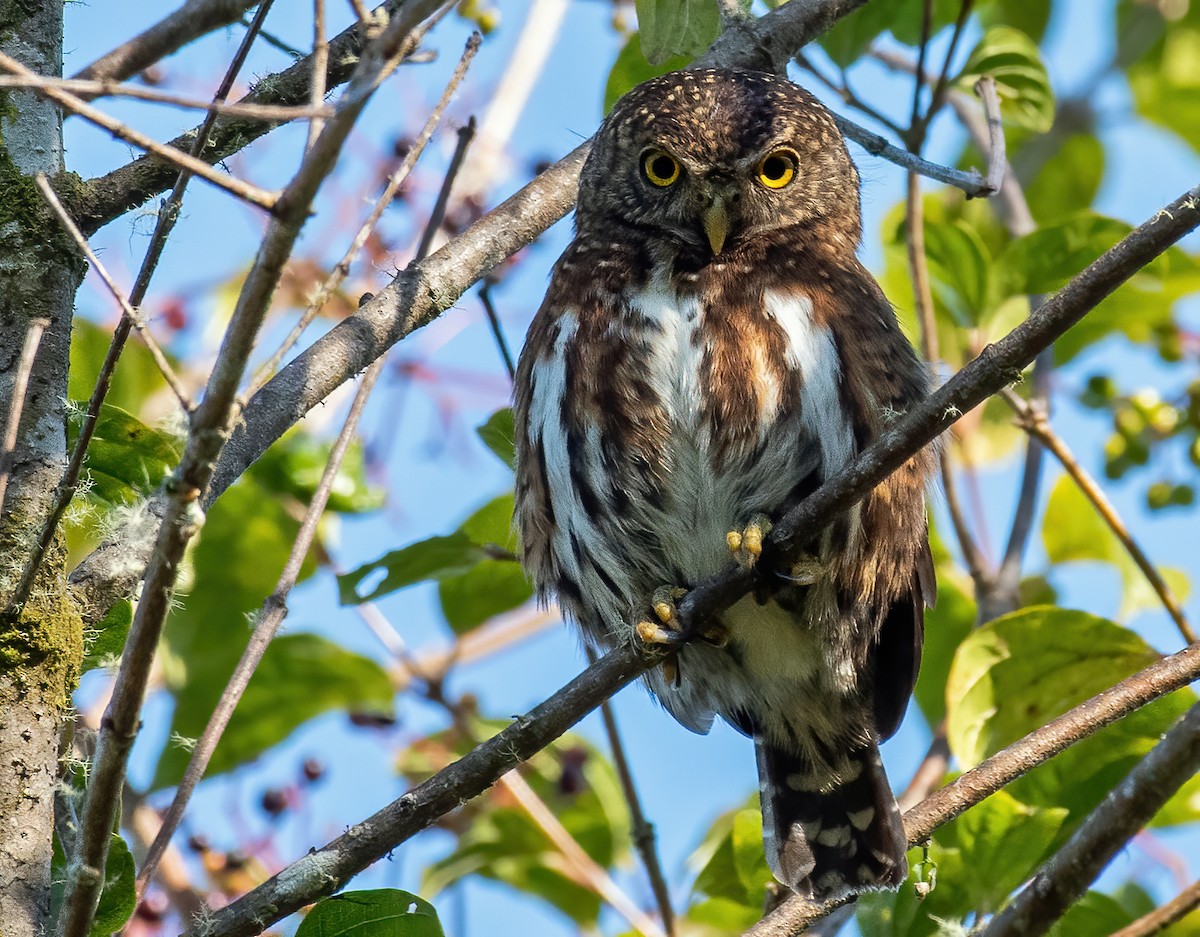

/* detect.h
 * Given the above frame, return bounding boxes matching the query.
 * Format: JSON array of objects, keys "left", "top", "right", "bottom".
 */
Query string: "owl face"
[{"left": 577, "top": 68, "right": 862, "bottom": 258}]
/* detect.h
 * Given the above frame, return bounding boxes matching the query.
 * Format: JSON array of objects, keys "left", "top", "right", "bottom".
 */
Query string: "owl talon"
[
  {"left": 728, "top": 514, "right": 772, "bottom": 568},
  {"left": 637, "top": 586, "right": 689, "bottom": 647}
]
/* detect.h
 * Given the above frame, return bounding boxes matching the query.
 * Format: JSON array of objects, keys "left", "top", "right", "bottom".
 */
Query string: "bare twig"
[
  {"left": 974, "top": 76, "right": 1006, "bottom": 193},
  {"left": 587, "top": 647, "right": 675, "bottom": 936},
  {"left": 0, "top": 75, "right": 333, "bottom": 120},
  {"left": 12, "top": 0, "right": 275, "bottom": 619},
  {"left": 834, "top": 114, "right": 994, "bottom": 197},
  {"left": 33, "top": 176, "right": 191, "bottom": 409},
  {"left": 983, "top": 702, "right": 1200, "bottom": 937},
  {"left": 307, "top": 0, "right": 328, "bottom": 150},
  {"left": 1001, "top": 388, "right": 1197, "bottom": 645},
  {"left": 414, "top": 117, "right": 477, "bottom": 259},
  {"left": 135, "top": 349, "right": 383, "bottom": 894},
  {"left": 56, "top": 3, "right": 450, "bottom": 933},
  {"left": 71, "top": 0, "right": 261, "bottom": 84},
  {"left": 478, "top": 283, "right": 517, "bottom": 381},
  {"left": 1111, "top": 880, "right": 1200, "bottom": 937},
  {"left": 923, "top": 0, "right": 974, "bottom": 131},
  {"left": 193, "top": 182, "right": 1200, "bottom": 936},
  {"left": 0, "top": 51, "right": 278, "bottom": 213},
  {"left": 247, "top": 32, "right": 481, "bottom": 395},
  {"left": 0, "top": 319, "right": 50, "bottom": 518},
  {"left": 747, "top": 642, "right": 1200, "bottom": 936}
]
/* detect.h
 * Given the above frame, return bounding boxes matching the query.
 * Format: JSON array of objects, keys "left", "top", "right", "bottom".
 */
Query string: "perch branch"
[{"left": 1111, "top": 880, "right": 1200, "bottom": 937}]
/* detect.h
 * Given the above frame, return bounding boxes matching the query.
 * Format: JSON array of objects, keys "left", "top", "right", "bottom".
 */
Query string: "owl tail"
[{"left": 756, "top": 738, "right": 907, "bottom": 900}]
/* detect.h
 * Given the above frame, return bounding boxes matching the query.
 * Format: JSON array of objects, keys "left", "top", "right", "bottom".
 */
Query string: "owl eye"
[
  {"left": 642, "top": 149, "right": 681, "bottom": 187},
  {"left": 757, "top": 149, "right": 798, "bottom": 189}
]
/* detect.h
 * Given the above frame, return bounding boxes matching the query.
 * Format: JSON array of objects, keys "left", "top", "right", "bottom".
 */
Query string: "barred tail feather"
[{"left": 756, "top": 739, "right": 907, "bottom": 900}]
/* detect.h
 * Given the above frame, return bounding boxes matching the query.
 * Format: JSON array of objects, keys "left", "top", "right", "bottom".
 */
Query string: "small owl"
[{"left": 514, "top": 68, "right": 934, "bottom": 900}]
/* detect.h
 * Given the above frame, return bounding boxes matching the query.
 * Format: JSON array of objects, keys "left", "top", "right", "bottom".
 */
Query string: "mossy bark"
[{"left": 0, "top": 2, "right": 86, "bottom": 934}]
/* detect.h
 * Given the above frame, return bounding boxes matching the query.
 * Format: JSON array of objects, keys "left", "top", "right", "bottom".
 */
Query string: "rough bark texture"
[{"left": 0, "top": 2, "right": 86, "bottom": 934}]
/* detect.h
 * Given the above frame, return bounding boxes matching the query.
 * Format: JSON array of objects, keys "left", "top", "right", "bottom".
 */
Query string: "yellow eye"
[
  {"left": 757, "top": 149, "right": 797, "bottom": 189},
  {"left": 642, "top": 149, "right": 681, "bottom": 187}
]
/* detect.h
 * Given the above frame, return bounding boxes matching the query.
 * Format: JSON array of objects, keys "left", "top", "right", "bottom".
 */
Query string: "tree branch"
[
  {"left": 1111, "top": 880, "right": 1200, "bottom": 937},
  {"left": 71, "top": 0, "right": 262, "bottom": 85},
  {"left": 982, "top": 701, "right": 1200, "bottom": 937},
  {"left": 745, "top": 641, "right": 1200, "bottom": 936},
  {"left": 191, "top": 180, "right": 1200, "bottom": 936}
]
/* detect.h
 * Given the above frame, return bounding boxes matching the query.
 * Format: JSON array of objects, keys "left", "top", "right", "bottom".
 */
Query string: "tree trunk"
[{"left": 0, "top": 2, "right": 86, "bottom": 933}]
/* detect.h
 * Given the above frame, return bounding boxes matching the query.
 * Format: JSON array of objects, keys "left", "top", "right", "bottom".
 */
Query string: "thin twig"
[
  {"left": 909, "top": 0, "right": 933, "bottom": 133},
  {"left": 834, "top": 114, "right": 994, "bottom": 197},
  {"left": 247, "top": 32, "right": 481, "bottom": 395},
  {"left": 974, "top": 76, "right": 1006, "bottom": 193},
  {"left": 795, "top": 52, "right": 906, "bottom": 137},
  {"left": 56, "top": 3, "right": 450, "bottom": 934},
  {"left": 0, "top": 51, "right": 278, "bottom": 213},
  {"left": 307, "top": 0, "right": 328, "bottom": 150},
  {"left": 135, "top": 352, "right": 384, "bottom": 894},
  {"left": 192, "top": 182, "right": 1200, "bottom": 937},
  {"left": 71, "top": 0, "right": 261, "bottom": 84},
  {"left": 983, "top": 702, "right": 1200, "bottom": 937},
  {"left": 587, "top": 647, "right": 675, "bottom": 937},
  {"left": 415, "top": 116, "right": 476, "bottom": 259},
  {"left": 10, "top": 0, "right": 276, "bottom": 619},
  {"left": 0, "top": 76, "right": 333, "bottom": 120},
  {"left": 924, "top": 0, "right": 974, "bottom": 127},
  {"left": 1001, "top": 388, "right": 1197, "bottom": 645},
  {"left": 478, "top": 283, "right": 517, "bottom": 381},
  {"left": 0, "top": 318, "right": 50, "bottom": 518},
  {"left": 1111, "top": 880, "right": 1200, "bottom": 937},
  {"left": 33, "top": 176, "right": 191, "bottom": 409},
  {"left": 747, "top": 643, "right": 1200, "bottom": 936},
  {"left": 348, "top": 0, "right": 372, "bottom": 23}
]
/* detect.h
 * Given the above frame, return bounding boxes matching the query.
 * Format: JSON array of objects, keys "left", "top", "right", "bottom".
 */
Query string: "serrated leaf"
[
  {"left": 83, "top": 598, "right": 132, "bottom": 673},
  {"left": 295, "top": 889, "right": 444, "bottom": 937},
  {"left": 476, "top": 407, "right": 517, "bottom": 469},
  {"left": 152, "top": 633, "right": 394, "bottom": 789},
  {"left": 604, "top": 32, "right": 691, "bottom": 113},
  {"left": 956, "top": 26, "right": 1055, "bottom": 132},
  {"left": 635, "top": 0, "right": 719, "bottom": 65},
  {"left": 67, "top": 403, "right": 182, "bottom": 505}
]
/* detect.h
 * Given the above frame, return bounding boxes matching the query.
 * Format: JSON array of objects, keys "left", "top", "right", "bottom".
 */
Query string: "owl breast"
[{"left": 520, "top": 264, "right": 862, "bottom": 739}]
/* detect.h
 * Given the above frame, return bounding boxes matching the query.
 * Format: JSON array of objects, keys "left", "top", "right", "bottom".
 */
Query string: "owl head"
[{"left": 577, "top": 68, "right": 861, "bottom": 258}]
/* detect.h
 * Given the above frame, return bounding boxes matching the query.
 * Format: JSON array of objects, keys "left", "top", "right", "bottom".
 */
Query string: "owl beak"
[{"left": 701, "top": 197, "right": 730, "bottom": 255}]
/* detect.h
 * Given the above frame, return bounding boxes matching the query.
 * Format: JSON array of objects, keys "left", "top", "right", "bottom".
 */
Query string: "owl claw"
[
  {"left": 637, "top": 586, "right": 689, "bottom": 647},
  {"left": 728, "top": 514, "right": 772, "bottom": 568},
  {"left": 786, "top": 553, "right": 826, "bottom": 586}
]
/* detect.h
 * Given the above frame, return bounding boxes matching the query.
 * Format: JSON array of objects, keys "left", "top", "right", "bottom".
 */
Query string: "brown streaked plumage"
[{"left": 514, "top": 68, "right": 934, "bottom": 900}]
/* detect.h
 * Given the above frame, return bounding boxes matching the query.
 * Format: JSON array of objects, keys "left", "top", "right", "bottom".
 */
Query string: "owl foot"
[
  {"left": 727, "top": 514, "right": 772, "bottom": 568},
  {"left": 635, "top": 586, "right": 689, "bottom": 645}
]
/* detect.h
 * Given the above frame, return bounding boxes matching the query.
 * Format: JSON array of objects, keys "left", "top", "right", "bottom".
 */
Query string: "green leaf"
[
  {"left": 604, "top": 33, "right": 691, "bottom": 114},
  {"left": 1024, "top": 134, "right": 1105, "bottom": 226},
  {"left": 1128, "top": 16, "right": 1200, "bottom": 156},
  {"left": 438, "top": 559, "right": 532, "bottom": 634},
  {"left": 295, "top": 889, "right": 445, "bottom": 937},
  {"left": 946, "top": 606, "right": 1199, "bottom": 827},
  {"left": 955, "top": 26, "right": 1055, "bottom": 132},
  {"left": 476, "top": 407, "right": 517, "bottom": 469},
  {"left": 1042, "top": 474, "right": 1191, "bottom": 619},
  {"left": 634, "top": 0, "right": 719, "bottom": 65},
  {"left": 68, "top": 318, "right": 180, "bottom": 416},
  {"left": 820, "top": 0, "right": 959, "bottom": 67},
  {"left": 51, "top": 833, "right": 137, "bottom": 937},
  {"left": 977, "top": 0, "right": 1052, "bottom": 43},
  {"left": 998, "top": 214, "right": 1146, "bottom": 298},
  {"left": 1048, "top": 888, "right": 1151, "bottom": 937},
  {"left": 730, "top": 807, "right": 773, "bottom": 897},
  {"left": 250, "top": 433, "right": 384, "bottom": 514},
  {"left": 923, "top": 219, "right": 994, "bottom": 327},
  {"left": 153, "top": 633, "right": 394, "bottom": 789},
  {"left": 67, "top": 403, "right": 182, "bottom": 505},
  {"left": 82, "top": 598, "right": 132, "bottom": 673},
  {"left": 338, "top": 532, "right": 487, "bottom": 605}
]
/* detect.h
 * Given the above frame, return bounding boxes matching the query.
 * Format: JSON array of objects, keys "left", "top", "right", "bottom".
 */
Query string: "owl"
[{"left": 513, "top": 68, "right": 934, "bottom": 901}]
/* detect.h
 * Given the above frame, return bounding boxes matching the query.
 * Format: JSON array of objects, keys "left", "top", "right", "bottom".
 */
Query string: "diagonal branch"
[
  {"left": 982, "top": 701, "right": 1200, "bottom": 937},
  {"left": 71, "top": 0, "right": 262, "bottom": 85},
  {"left": 191, "top": 182, "right": 1200, "bottom": 937}
]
